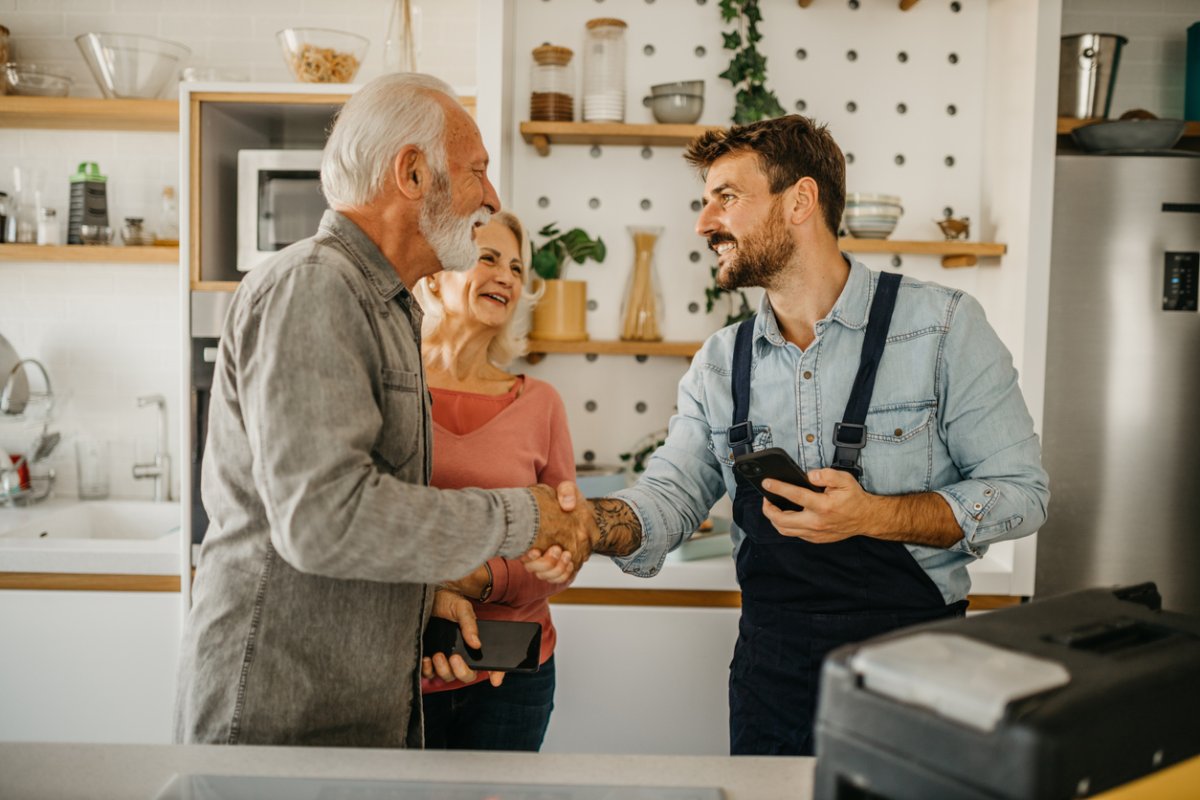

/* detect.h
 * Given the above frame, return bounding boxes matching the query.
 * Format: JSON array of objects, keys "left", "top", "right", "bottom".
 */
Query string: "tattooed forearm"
[{"left": 591, "top": 498, "right": 643, "bottom": 556}]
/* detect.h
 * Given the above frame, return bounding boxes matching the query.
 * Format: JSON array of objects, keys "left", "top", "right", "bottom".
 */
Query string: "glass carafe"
[{"left": 620, "top": 226, "right": 664, "bottom": 342}]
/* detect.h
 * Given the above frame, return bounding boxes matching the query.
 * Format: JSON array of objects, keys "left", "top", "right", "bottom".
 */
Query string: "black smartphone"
[
  {"left": 422, "top": 616, "right": 542, "bottom": 673},
  {"left": 732, "top": 447, "right": 823, "bottom": 512}
]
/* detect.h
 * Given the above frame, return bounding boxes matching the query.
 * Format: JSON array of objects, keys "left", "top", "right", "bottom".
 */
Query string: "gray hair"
[
  {"left": 414, "top": 211, "right": 546, "bottom": 368},
  {"left": 321, "top": 72, "right": 460, "bottom": 207}
]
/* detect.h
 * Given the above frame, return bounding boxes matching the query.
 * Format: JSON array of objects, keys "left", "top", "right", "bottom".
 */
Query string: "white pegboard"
[{"left": 504, "top": 0, "right": 993, "bottom": 468}]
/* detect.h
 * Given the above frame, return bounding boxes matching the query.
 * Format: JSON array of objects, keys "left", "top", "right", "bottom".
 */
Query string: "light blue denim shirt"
[{"left": 612, "top": 256, "right": 1049, "bottom": 604}]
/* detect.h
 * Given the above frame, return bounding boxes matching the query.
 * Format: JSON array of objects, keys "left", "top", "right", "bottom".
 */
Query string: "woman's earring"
[{"left": 428, "top": 280, "right": 438, "bottom": 294}]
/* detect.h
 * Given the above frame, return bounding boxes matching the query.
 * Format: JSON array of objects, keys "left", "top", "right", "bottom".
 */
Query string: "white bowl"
[
  {"left": 846, "top": 218, "right": 898, "bottom": 239},
  {"left": 847, "top": 192, "right": 902, "bottom": 206},
  {"left": 845, "top": 205, "right": 903, "bottom": 218}
]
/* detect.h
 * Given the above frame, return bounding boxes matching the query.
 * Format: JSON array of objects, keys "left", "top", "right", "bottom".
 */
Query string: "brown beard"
[{"left": 716, "top": 195, "right": 795, "bottom": 291}]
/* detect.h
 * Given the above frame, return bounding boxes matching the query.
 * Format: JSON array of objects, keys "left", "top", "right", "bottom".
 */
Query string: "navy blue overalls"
[{"left": 726, "top": 272, "right": 967, "bottom": 756}]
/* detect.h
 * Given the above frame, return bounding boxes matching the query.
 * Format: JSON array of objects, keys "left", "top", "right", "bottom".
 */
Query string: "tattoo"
[{"left": 591, "top": 499, "right": 643, "bottom": 557}]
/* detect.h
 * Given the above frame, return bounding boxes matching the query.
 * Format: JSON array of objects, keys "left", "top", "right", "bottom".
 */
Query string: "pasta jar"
[
  {"left": 582, "top": 18, "right": 627, "bottom": 123},
  {"left": 530, "top": 44, "right": 575, "bottom": 122}
]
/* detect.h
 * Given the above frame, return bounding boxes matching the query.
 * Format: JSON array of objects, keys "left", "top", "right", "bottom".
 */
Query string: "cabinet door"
[
  {"left": 0, "top": 590, "right": 180, "bottom": 744},
  {"left": 544, "top": 604, "right": 740, "bottom": 755}
]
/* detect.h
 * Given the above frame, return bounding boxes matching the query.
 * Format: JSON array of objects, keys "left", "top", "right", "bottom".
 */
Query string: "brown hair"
[{"left": 684, "top": 115, "right": 845, "bottom": 237}]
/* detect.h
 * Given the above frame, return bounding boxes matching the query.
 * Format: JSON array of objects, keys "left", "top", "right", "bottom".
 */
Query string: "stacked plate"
[
  {"left": 844, "top": 193, "right": 903, "bottom": 239},
  {"left": 583, "top": 90, "right": 624, "bottom": 122}
]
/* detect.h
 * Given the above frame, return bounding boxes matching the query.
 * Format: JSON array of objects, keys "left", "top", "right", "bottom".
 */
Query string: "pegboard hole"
[
  {"left": 950, "top": 1, "right": 961, "bottom": 11},
  {"left": 589, "top": 197, "right": 601, "bottom": 209},
  {"left": 946, "top": 104, "right": 958, "bottom": 116},
  {"left": 943, "top": 206, "right": 954, "bottom": 217},
  {"left": 643, "top": 44, "right": 656, "bottom": 56},
  {"left": 795, "top": 99, "right": 807, "bottom": 112},
  {"left": 584, "top": 450, "right": 596, "bottom": 462},
  {"left": 589, "top": 145, "right": 602, "bottom": 158},
  {"left": 537, "top": 196, "right": 550, "bottom": 208},
  {"left": 586, "top": 353, "right": 599, "bottom": 362},
  {"left": 891, "top": 256, "right": 903, "bottom": 268},
  {"left": 795, "top": 48, "right": 807, "bottom": 60},
  {"left": 635, "top": 402, "right": 648, "bottom": 413},
  {"left": 688, "top": 301, "right": 700, "bottom": 313},
  {"left": 640, "top": 198, "right": 652, "bottom": 210},
  {"left": 944, "top": 155, "right": 956, "bottom": 167},
  {"left": 635, "top": 356, "right": 649, "bottom": 364},
  {"left": 689, "top": 251, "right": 701, "bottom": 262},
  {"left": 846, "top": 50, "right": 858, "bottom": 62},
  {"left": 896, "top": 103, "right": 907, "bottom": 114},
  {"left": 948, "top": 52, "right": 959, "bottom": 65},
  {"left": 897, "top": 51, "right": 908, "bottom": 63},
  {"left": 848, "top": 0, "right": 859, "bottom": 8},
  {"left": 845, "top": 152, "right": 855, "bottom": 164},
  {"left": 694, "top": 45, "right": 707, "bottom": 57},
  {"left": 587, "top": 299, "right": 599, "bottom": 311},
  {"left": 690, "top": 199, "right": 702, "bottom": 212},
  {"left": 585, "top": 400, "right": 598, "bottom": 412},
  {"left": 641, "top": 147, "right": 653, "bottom": 159},
  {"left": 894, "top": 154, "right": 906, "bottom": 166},
  {"left": 846, "top": 101, "right": 857, "bottom": 113}
]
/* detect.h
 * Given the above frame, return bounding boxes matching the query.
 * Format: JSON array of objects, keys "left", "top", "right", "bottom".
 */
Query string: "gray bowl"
[
  {"left": 643, "top": 92, "right": 703, "bottom": 124},
  {"left": 1072, "top": 118, "right": 1186, "bottom": 152},
  {"left": 650, "top": 80, "right": 704, "bottom": 97}
]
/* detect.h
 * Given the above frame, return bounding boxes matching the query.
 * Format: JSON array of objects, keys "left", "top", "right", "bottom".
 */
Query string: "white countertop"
[{"left": 0, "top": 742, "right": 815, "bottom": 800}]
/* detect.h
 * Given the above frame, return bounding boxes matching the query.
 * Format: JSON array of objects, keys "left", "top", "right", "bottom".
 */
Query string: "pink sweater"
[{"left": 422, "top": 375, "right": 575, "bottom": 693}]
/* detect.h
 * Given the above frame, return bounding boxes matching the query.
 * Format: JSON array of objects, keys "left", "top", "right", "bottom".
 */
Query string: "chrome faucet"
[{"left": 132, "top": 394, "right": 171, "bottom": 502}]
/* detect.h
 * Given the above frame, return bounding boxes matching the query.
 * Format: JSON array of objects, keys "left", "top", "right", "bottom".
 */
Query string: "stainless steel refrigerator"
[{"left": 1037, "top": 154, "right": 1200, "bottom": 614}]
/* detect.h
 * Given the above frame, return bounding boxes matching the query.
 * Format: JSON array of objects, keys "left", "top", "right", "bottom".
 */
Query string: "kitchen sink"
[{"left": 0, "top": 500, "right": 181, "bottom": 541}]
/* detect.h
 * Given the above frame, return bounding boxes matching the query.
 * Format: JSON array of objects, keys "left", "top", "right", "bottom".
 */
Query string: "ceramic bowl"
[
  {"left": 846, "top": 192, "right": 902, "bottom": 206},
  {"left": 650, "top": 80, "right": 704, "bottom": 97},
  {"left": 1071, "top": 118, "right": 1187, "bottom": 152},
  {"left": 845, "top": 217, "right": 899, "bottom": 239},
  {"left": 643, "top": 92, "right": 703, "bottom": 124}
]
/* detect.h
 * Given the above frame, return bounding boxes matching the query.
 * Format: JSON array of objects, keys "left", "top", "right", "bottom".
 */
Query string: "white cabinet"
[
  {"left": 0, "top": 590, "right": 180, "bottom": 744},
  {"left": 544, "top": 603, "right": 740, "bottom": 756}
]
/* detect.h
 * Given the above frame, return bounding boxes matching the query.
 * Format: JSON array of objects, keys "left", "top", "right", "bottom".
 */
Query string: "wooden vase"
[{"left": 530, "top": 279, "right": 589, "bottom": 342}]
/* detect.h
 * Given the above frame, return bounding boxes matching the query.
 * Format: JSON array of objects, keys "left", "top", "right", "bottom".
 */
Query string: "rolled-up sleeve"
[
  {"left": 235, "top": 261, "right": 537, "bottom": 583},
  {"left": 610, "top": 361, "right": 728, "bottom": 577},
  {"left": 934, "top": 293, "right": 1050, "bottom": 557}
]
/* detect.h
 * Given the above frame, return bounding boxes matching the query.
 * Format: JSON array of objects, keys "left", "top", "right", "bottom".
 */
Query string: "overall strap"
[
  {"left": 728, "top": 317, "right": 757, "bottom": 458},
  {"left": 832, "top": 271, "right": 902, "bottom": 477}
]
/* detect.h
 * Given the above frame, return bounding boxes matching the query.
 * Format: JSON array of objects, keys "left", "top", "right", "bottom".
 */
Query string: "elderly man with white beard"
[{"left": 174, "top": 74, "right": 594, "bottom": 748}]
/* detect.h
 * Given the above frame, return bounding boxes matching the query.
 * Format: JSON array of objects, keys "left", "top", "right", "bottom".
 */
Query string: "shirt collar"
[
  {"left": 755, "top": 253, "right": 873, "bottom": 346},
  {"left": 318, "top": 209, "right": 413, "bottom": 307}
]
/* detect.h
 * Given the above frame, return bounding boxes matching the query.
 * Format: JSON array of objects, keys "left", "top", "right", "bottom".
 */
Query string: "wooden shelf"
[
  {"left": 798, "top": 0, "right": 920, "bottom": 8},
  {"left": 839, "top": 238, "right": 1006, "bottom": 268},
  {"left": 0, "top": 244, "right": 179, "bottom": 263},
  {"left": 1057, "top": 117, "right": 1200, "bottom": 137},
  {"left": 192, "top": 280, "right": 240, "bottom": 293},
  {"left": 0, "top": 96, "right": 178, "bottom": 132},
  {"left": 525, "top": 339, "right": 702, "bottom": 363},
  {"left": 520, "top": 121, "right": 720, "bottom": 155}
]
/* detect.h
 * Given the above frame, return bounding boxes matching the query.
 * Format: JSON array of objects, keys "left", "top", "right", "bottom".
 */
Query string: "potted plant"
[{"left": 529, "top": 223, "right": 606, "bottom": 342}]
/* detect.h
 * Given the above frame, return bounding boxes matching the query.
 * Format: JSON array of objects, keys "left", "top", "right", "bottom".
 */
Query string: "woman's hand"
[{"left": 422, "top": 588, "right": 504, "bottom": 687}]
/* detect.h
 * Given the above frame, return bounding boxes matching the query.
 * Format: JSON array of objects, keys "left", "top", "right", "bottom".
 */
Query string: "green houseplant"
[
  {"left": 528, "top": 223, "right": 606, "bottom": 342},
  {"left": 718, "top": 0, "right": 786, "bottom": 125}
]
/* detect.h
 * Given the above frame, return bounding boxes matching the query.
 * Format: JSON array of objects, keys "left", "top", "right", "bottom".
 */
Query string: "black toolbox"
[{"left": 814, "top": 584, "right": 1200, "bottom": 799}]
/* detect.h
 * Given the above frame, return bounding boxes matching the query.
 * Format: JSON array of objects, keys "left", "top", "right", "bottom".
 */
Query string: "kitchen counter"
[{"left": 0, "top": 742, "right": 814, "bottom": 800}]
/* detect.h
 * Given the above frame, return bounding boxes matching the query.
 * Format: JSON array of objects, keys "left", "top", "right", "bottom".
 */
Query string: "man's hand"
[
  {"left": 760, "top": 468, "right": 964, "bottom": 549},
  {"left": 422, "top": 588, "right": 504, "bottom": 687},
  {"left": 524, "top": 483, "right": 596, "bottom": 578},
  {"left": 442, "top": 563, "right": 491, "bottom": 601}
]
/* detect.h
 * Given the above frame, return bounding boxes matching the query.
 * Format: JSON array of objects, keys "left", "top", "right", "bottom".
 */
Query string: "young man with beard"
[
  {"left": 574, "top": 115, "right": 1049, "bottom": 755},
  {"left": 175, "top": 73, "right": 593, "bottom": 748}
]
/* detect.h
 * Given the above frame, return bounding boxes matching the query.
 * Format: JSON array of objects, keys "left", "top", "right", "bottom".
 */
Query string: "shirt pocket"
[
  {"left": 375, "top": 367, "right": 422, "bottom": 472},
  {"left": 708, "top": 424, "right": 773, "bottom": 467},
  {"left": 860, "top": 401, "right": 935, "bottom": 493}
]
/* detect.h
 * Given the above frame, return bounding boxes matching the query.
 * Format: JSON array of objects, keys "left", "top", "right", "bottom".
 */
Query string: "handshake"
[{"left": 519, "top": 482, "right": 639, "bottom": 584}]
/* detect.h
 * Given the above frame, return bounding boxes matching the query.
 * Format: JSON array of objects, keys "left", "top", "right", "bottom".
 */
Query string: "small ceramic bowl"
[
  {"left": 643, "top": 92, "right": 703, "bottom": 124},
  {"left": 650, "top": 80, "right": 704, "bottom": 97}
]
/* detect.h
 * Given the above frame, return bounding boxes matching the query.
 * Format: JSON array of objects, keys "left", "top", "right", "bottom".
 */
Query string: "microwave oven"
[{"left": 236, "top": 149, "right": 326, "bottom": 272}]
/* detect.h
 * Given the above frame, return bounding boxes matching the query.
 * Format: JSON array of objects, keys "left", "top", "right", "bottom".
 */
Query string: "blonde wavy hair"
[{"left": 413, "top": 211, "right": 545, "bottom": 368}]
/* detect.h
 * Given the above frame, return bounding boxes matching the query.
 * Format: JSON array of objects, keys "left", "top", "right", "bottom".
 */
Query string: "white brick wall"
[
  {"left": 0, "top": 0, "right": 479, "bottom": 501},
  {"left": 1061, "top": 0, "right": 1198, "bottom": 119}
]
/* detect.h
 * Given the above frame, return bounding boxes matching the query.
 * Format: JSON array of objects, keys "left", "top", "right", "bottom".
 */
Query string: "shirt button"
[
  {"left": 984, "top": 489, "right": 993, "bottom": 496},
  {"left": 803, "top": 371, "right": 813, "bottom": 380},
  {"left": 805, "top": 434, "right": 815, "bottom": 443},
  {"left": 973, "top": 502, "right": 983, "bottom": 511},
  {"left": 894, "top": 428, "right": 903, "bottom": 436}
]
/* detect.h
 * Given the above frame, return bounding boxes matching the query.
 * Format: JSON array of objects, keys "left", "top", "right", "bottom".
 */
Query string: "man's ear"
[
  {"left": 393, "top": 145, "right": 427, "bottom": 201},
  {"left": 788, "top": 177, "right": 821, "bottom": 227}
]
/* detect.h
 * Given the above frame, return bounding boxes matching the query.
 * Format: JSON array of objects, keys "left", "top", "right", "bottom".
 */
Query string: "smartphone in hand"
[
  {"left": 733, "top": 447, "right": 823, "bottom": 512},
  {"left": 422, "top": 617, "right": 542, "bottom": 673}
]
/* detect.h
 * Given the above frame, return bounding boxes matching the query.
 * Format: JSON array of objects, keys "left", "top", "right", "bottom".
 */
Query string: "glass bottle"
[
  {"left": 155, "top": 186, "right": 179, "bottom": 246},
  {"left": 383, "top": 0, "right": 418, "bottom": 72},
  {"left": 582, "top": 17, "right": 627, "bottom": 123},
  {"left": 619, "top": 226, "right": 664, "bottom": 342},
  {"left": 36, "top": 207, "right": 60, "bottom": 246},
  {"left": 530, "top": 44, "right": 575, "bottom": 122},
  {"left": 0, "top": 192, "right": 8, "bottom": 243}
]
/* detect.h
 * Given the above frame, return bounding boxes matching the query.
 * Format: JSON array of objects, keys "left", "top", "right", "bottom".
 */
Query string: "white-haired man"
[{"left": 174, "top": 73, "right": 592, "bottom": 748}]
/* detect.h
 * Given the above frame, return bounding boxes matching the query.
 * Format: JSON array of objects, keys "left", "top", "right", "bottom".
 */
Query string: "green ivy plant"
[
  {"left": 530, "top": 223, "right": 606, "bottom": 281},
  {"left": 619, "top": 429, "right": 668, "bottom": 474},
  {"left": 718, "top": 0, "right": 786, "bottom": 124},
  {"left": 704, "top": 265, "right": 755, "bottom": 327}
]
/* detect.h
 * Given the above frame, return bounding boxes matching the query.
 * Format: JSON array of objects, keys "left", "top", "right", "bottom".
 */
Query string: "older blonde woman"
[{"left": 413, "top": 211, "right": 575, "bottom": 751}]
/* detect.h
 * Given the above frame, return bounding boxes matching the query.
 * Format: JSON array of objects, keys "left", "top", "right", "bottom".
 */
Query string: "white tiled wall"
[
  {"left": 1061, "top": 0, "right": 1198, "bottom": 119},
  {"left": 0, "top": 1, "right": 480, "bottom": 500}
]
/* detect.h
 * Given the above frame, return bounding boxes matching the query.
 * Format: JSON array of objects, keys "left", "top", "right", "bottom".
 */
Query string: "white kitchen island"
[{"left": 0, "top": 742, "right": 814, "bottom": 800}]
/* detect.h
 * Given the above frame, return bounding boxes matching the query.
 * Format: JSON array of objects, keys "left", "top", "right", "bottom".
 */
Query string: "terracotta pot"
[{"left": 530, "top": 279, "right": 588, "bottom": 341}]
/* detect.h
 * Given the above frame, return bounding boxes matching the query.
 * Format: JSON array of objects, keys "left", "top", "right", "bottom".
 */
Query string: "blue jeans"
[{"left": 422, "top": 656, "right": 555, "bottom": 751}]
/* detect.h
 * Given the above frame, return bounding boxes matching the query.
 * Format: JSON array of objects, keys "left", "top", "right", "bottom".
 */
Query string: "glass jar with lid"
[
  {"left": 530, "top": 44, "right": 575, "bottom": 122},
  {"left": 582, "top": 18, "right": 627, "bottom": 123}
]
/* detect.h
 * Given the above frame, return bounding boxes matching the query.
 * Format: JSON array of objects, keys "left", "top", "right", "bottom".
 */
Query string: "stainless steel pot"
[{"left": 1059, "top": 33, "right": 1129, "bottom": 119}]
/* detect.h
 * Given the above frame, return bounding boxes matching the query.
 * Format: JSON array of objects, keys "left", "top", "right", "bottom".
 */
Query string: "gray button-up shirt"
[{"left": 175, "top": 211, "right": 539, "bottom": 748}]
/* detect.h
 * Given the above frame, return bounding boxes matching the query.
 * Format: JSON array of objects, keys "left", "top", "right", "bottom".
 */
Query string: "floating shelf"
[
  {"left": 191, "top": 280, "right": 240, "bottom": 293},
  {"left": 838, "top": 238, "right": 1006, "bottom": 268},
  {"left": 0, "top": 96, "right": 178, "bottom": 132},
  {"left": 0, "top": 244, "right": 179, "bottom": 263},
  {"left": 520, "top": 121, "right": 720, "bottom": 155},
  {"left": 525, "top": 339, "right": 702, "bottom": 363},
  {"left": 798, "top": 0, "right": 920, "bottom": 7},
  {"left": 1057, "top": 117, "right": 1200, "bottom": 137}
]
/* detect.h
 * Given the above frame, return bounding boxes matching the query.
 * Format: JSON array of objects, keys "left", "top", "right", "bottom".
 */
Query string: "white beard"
[{"left": 419, "top": 173, "right": 490, "bottom": 272}]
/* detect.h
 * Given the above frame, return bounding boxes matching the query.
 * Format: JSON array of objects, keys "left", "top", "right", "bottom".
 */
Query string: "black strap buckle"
[
  {"left": 727, "top": 420, "right": 753, "bottom": 456},
  {"left": 832, "top": 422, "right": 867, "bottom": 477}
]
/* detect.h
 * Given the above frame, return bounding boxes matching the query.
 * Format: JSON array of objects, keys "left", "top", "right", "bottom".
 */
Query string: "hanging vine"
[{"left": 718, "top": 0, "right": 786, "bottom": 124}]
